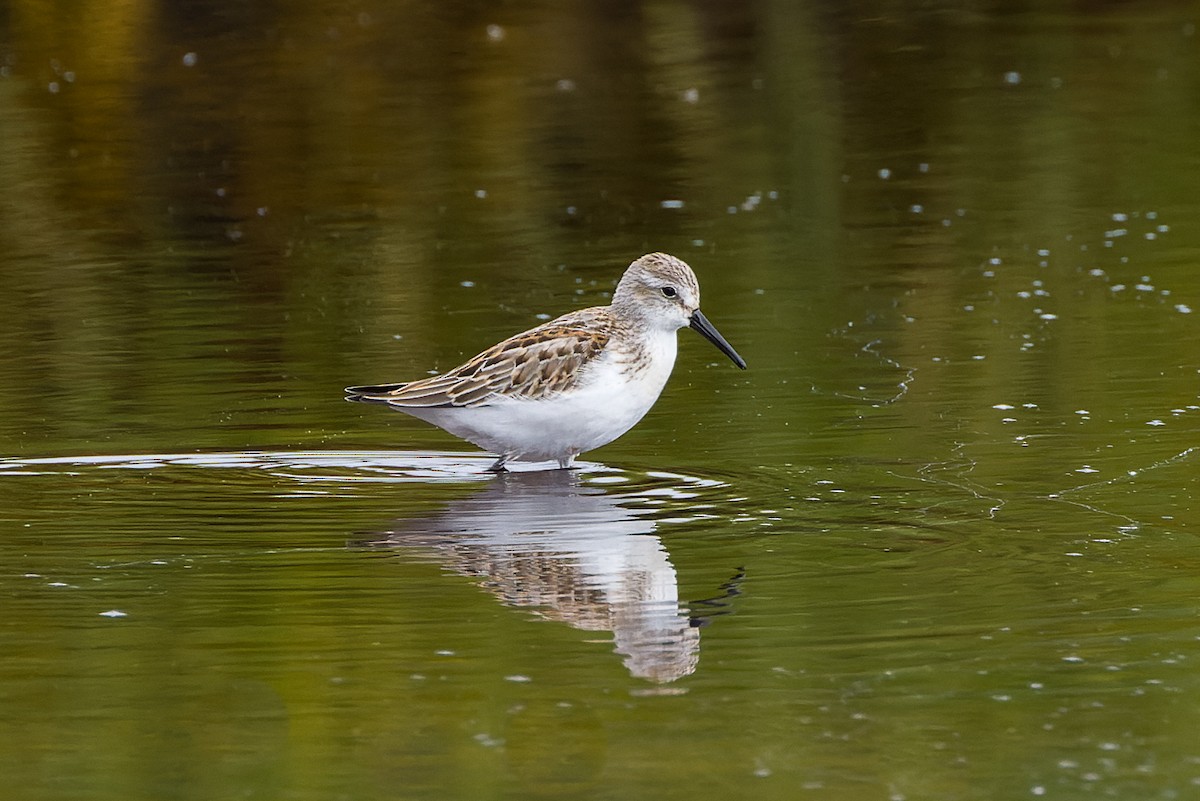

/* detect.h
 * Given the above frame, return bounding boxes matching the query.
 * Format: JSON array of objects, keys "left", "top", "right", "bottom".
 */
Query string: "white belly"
[{"left": 401, "top": 333, "right": 678, "bottom": 463}]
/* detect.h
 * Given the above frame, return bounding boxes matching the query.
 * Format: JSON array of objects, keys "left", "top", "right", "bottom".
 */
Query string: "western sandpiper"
[{"left": 346, "top": 252, "right": 746, "bottom": 471}]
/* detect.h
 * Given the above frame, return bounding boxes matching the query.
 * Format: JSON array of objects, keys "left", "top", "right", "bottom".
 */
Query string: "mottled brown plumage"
[{"left": 346, "top": 309, "right": 620, "bottom": 408}]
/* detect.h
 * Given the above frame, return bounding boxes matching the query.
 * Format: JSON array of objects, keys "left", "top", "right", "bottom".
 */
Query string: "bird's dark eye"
[{"left": 660, "top": 286, "right": 677, "bottom": 298}]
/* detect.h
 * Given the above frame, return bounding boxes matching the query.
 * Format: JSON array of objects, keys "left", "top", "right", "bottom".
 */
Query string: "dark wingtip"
[
  {"left": 345, "top": 383, "right": 404, "bottom": 395},
  {"left": 344, "top": 382, "right": 409, "bottom": 404}
]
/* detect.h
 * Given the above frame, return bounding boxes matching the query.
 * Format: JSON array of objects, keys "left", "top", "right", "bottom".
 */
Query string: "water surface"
[{"left": 2, "top": 2, "right": 1200, "bottom": 799}]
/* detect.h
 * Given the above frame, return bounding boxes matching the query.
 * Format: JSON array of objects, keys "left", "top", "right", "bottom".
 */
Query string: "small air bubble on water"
[{"left": 182, "top": 52, "right": 198, "bottom": 67}]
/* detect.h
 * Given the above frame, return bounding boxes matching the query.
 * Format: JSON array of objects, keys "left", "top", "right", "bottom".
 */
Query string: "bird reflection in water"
[{"left": 358, "top": 469, "right": 737, "bottom": 683}]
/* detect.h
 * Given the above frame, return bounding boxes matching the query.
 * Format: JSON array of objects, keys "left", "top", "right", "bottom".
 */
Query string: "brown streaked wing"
[
  {"left": 501, "top": 326, "right": 610, "bottom": 401},
  {"left": 367, "top": 314, "right": 612, "bottom": 408}
]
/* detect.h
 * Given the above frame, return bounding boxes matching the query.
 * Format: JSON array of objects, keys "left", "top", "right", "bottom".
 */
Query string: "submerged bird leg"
[
  {"left": 557, "top": 453, "right": 578, "bottom": 470},
  {"left": 486, "top": 455, "right": 510, "bottom": 473}
]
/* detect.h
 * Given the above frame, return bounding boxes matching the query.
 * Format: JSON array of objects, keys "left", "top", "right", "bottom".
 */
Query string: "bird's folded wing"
[{"left": 346, "top": 322, "right": 611, "bottom": 408}]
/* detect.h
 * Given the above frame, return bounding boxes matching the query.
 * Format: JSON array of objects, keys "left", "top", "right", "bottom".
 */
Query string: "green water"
[{"left": 3, "top": 2, "right": 1200, "bottom": 799}]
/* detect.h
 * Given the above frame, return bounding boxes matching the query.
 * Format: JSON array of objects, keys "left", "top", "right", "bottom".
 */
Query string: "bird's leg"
[
  {"left": 556, "top": 453, "right": 578, "bottom": 470},
  {"left": 486, "top": 455, "right": 510, "bottom": 473}
]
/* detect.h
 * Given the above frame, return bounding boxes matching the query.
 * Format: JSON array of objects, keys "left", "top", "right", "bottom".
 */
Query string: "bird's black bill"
[{"left": 689, "top": 310, "right": 747, "bottom": 370}]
